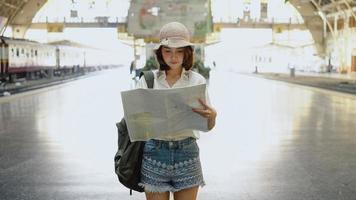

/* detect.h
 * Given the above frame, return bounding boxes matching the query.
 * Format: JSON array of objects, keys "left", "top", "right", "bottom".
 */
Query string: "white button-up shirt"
[{"left": 136, "top": 68, "right": 209, "bottom": 141}]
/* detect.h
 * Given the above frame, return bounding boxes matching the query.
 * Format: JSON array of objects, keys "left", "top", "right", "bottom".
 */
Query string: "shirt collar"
[{"left": 156, "top": 68, "right": 190, "bottom": 82}]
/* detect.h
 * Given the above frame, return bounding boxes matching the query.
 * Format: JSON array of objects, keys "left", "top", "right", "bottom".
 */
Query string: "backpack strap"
[{"left": 139, "top": 71, "right": 154, "bottom": 89}]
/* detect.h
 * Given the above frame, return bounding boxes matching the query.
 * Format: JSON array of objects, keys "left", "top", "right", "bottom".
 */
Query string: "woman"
[{"left": 137, "top": 22, "right": 217, "bottom": 200}]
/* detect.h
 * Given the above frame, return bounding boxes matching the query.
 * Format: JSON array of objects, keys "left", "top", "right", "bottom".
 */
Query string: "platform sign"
[
  {"left": 47, "top": 23, "right": 64, "bottom": 32},
  {"left": 117, "top": 24, "right": 127, "bottom": 33},
  {"left": 0, "top": 16, "right": 8, "bottom": 31},
  {"left": 127, "top": 0, "right": 213, "bottom": 42}
]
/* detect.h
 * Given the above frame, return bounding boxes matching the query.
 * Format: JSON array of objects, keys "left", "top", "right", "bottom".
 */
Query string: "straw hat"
[{"left": 154, "top": 22, "right": 194, "bottom": 50}]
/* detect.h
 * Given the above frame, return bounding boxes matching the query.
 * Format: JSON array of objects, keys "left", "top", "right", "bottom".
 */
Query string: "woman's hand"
[{"left": 192, "top": 98, "right": 217, "bottom": 130}]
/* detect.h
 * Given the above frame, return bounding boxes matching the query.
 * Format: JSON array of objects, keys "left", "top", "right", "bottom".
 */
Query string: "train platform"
[
  {"left": 0, "top": 67, "right": 121, "bottom": 97},
  {"left": 1, "top": 67, "right": 356, "bottom": 200},
  {"left": 251, "top": 71, "right": 356, "bottom": 95},
  {"left": 0, "top": 74, "right": 84, "bottom": 97}
]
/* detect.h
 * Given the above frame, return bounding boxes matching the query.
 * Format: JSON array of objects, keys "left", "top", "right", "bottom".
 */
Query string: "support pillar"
[
  {"left": 344, "top": 13, "right": 351, "bottom": 72},
  {"left": 323, "top": 17, "right": 327, "bottom": 39},
  {"left": 334, "top": 15, "right": 338, "bottom": 36}
]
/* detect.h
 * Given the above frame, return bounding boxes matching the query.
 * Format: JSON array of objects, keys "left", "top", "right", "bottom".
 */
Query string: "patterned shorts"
[{"left": 139, "top": 137, "right": 205, "bottom": 193}]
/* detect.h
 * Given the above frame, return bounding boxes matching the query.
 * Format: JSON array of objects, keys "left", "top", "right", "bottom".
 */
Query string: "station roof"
[
  {"left": 1, "top": 0, "right": 354, "bottom": 28},
  {"left": 0, "top": 0, "right": 355, "bottom": 55},
  {"left": 0, "top": 0, "right": 47, "bottom": 29},
  {"left": 314, "top": 0, "right": 355, "bottom": 15}
]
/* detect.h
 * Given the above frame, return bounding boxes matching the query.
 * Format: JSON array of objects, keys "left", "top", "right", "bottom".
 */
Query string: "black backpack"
[{"left": 114, "top": 70, "right": 154, "bottom": 195}]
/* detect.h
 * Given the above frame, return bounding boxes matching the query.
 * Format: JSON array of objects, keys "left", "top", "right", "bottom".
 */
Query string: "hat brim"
[{"left": 153, "top": 39, "right": 194, "bottom": 50}]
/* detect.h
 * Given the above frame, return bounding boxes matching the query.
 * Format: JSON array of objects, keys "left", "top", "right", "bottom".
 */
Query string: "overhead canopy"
[
  {"left": 1, "top": 0, "right": 355, "bottom": 54},
  {"left": 288, "top": 0, "right": 355, "bottom": 55},
  {"left": 313, "top": 0, "right": 355, "bottom": 15},
  {"left": 0, "top": 0, "right": 47, "bottom": 34},
  {"left": 1, "top": 0, "right": 355, "bottom": 27}
]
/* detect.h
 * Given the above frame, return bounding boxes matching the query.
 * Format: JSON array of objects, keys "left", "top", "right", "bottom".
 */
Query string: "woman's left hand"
[{"left": 192, "top": 98, "right": 217, "bottom": 120}]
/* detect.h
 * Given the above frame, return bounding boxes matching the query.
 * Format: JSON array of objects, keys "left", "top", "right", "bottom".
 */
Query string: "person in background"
[
  {"left": 130, "top": 60, "right": 135, "bottom": 74},
  {"left": 136, "top": 22, "right": 217, "bottom": 200}
]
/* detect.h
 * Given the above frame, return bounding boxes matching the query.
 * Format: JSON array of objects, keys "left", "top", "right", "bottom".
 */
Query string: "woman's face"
[{"left": 161, "top": 46, "right": 184, "bottom": 70}]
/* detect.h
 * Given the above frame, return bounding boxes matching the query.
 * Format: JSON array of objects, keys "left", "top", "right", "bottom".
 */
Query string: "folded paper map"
[{"left": 121, "top": 84, "right": 208, "bottom": 141}]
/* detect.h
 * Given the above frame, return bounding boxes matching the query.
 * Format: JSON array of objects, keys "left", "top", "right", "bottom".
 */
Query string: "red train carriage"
[
  {"left": 0, "top": 37, "right": 115, "bottom": 84},
  {"left": 1, "top": 37, "right": 56, "bottom": 81}
]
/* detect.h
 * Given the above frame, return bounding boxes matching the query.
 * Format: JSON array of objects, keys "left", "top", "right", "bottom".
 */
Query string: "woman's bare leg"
[
  {"left": 173, "top": 186, "right": 199, "bottom": 200},
  {"left": 145, "top": 192, "right": 170, "bottom": 200}
]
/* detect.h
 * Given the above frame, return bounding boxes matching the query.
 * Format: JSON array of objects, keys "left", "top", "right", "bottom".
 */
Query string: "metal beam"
[
  {"left": 310, "top": 0, "right": 335, "bottom": 37},
  {"left": 321, "top": 0, "right": 345, "bottom": 12},
  {"left": 0, "top": 1, "right": 27, "bottom": 36},
  {"left": 30, "top": 22, "right": 127, "bottom": 29},
  {"left": 325, "top": 6, "right": 356, "bottom": 17},
  {"left": 0, "top": 1, "right": 19, "bottom": 9},
  {"left": 330, "top": 0, "right": 348, "bottom": 23},
  {"left": 341, "top": 0, "right": 356, "bottom": 22}
]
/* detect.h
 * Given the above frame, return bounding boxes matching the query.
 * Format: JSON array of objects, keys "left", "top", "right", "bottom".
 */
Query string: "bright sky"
[
  {"left": 32, "top": 0, "right": 130, "bottom": 22},
  {"left": 32, "top": 0, "right": 301, "bottom": 22},
  {"left": 18, "top": 0, "right": 309, "bottom": 67},
  {"left": 211, "top": 0, "right": 302, "bottom": 22}
]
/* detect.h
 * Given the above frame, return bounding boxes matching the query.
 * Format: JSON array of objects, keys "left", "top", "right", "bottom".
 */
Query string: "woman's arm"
[
  {"left": 192, "top": 98, "right": 217, "bottom": 130},
  {"left": 207, "top": 108, "right": 217, "bottom": 130}
]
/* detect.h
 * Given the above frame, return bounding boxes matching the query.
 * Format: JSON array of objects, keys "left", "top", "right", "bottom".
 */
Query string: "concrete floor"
[{"left": 1, "top": 67, "right": 356, "bottom": 200}]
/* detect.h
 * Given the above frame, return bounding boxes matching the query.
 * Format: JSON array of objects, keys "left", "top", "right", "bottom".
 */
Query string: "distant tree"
[
  {"left": 193, "top": 60, "right": 211, "bottom": 79},
  {"left": 142, "top": 56, "right": 158, "bottom": 71}
]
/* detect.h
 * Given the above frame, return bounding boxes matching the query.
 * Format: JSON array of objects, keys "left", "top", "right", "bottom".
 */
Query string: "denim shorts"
[{"left": 139, "top": 137, "right": 205, "bottom": 193}]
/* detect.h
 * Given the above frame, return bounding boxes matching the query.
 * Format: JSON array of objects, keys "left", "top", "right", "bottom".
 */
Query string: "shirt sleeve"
[
  {"left": 198, "top": 75, "right": 211, "bottom": 106},
  {"left": 192, "top": 71, "right": 211, "bottom": 106},
  {"left": 205, "top": 85, "right": 211, "bottom": 106}
]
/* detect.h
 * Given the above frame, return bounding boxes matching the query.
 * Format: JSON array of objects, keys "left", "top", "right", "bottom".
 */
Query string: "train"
[{"left": 0, "top": 36, "right": 112, "bottom": 82}]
